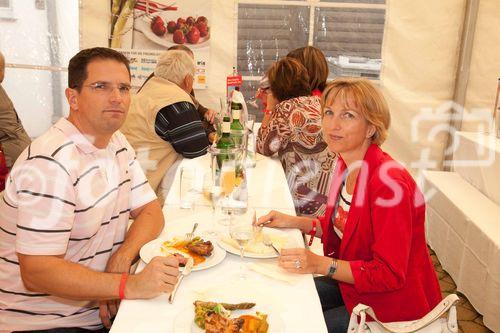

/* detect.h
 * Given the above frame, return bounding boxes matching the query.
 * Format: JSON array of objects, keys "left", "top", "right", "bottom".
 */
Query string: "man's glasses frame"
[{"left": 72, "top": 82, "right": 132, "bottom": 95}]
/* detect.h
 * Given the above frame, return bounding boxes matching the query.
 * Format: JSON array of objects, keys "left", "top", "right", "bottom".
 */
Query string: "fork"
[
  {"left": 263, "top": 234, "right": 280, "bottom": 255},
  {"left": 185, "top": 222, "right": 198, "bottom": 241}
]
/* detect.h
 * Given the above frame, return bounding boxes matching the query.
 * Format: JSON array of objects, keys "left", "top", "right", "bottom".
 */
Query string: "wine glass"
[
  {"left": 217, "top": 159, "right": 236, "bottom": 226},
  {"left": 179, "top": 166, "right": 196, "bottom": 210},
  {"left": 245, "top": 114, "right": 257, "bottom": 168},
  {"left": 221, "top": 162, "right": 236, "bottom": 197},
  {"left": 202, "top": 170, "right": 221, "bottom": 238},
  {"left": 229, "top": 209, "right": 255, "bottom": 279}
]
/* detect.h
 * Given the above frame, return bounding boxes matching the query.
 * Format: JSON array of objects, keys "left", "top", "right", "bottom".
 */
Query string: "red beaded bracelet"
[
  {"left": 308, "top": 219, "right": 317, "bottom": 246},
  {"left": 119, "top": 273, "right": 128, "bottom": 300}
]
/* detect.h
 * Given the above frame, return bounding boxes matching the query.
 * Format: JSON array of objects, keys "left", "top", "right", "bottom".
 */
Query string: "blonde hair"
[
  {"left": 154, "top": 50, "right": 195, "bottom": 86},
  {"left": 321, "top": 78, "right": 390, "bottom": 145}
]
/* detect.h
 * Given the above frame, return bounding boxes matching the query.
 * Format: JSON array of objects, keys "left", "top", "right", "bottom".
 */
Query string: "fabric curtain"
[{"left": 380, "top": 0, "right": 466, "bottom": 173}]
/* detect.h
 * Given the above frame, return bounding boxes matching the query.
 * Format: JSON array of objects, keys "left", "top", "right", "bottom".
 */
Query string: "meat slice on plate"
[
  {"left": 204, "top": 313, "right": 244, "bottom": 333},
  {"left": 186, "top": 240, "right": 214, "bottom": 256}
]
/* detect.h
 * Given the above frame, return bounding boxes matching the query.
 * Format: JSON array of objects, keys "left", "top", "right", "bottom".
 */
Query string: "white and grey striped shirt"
[{"left": 0, "top": 118, "right": 156, "bottom": 332}]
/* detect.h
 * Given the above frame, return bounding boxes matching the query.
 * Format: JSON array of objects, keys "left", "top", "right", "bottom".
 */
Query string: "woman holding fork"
[{"left": 255, "top": 78, "right": 442, "bottom": 332}]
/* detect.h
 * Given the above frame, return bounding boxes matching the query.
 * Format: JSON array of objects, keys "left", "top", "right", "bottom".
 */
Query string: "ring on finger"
[{"left": 294, "top": 259, "right": 301, "bottom": 269}]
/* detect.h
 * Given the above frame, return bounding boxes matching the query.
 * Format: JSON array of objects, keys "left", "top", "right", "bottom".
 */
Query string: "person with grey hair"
[
  {"left": 121, "top": 50, "right": 209, "bottom": 204},
  {"left": 0, "top": 51, "right": 31, "bottom": 168},
  {"left": 138, "top": 45, "right": 216, "bottom": 129}
]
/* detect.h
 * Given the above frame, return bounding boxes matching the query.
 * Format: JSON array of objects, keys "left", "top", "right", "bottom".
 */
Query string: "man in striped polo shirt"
[{"left": 0, "top": 48, "right": 184, "bottom": 332}]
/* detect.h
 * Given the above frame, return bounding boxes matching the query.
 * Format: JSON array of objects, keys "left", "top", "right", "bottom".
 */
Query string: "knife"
[{"left": 168, "top": 257, "right": 194, "bottom": 303}]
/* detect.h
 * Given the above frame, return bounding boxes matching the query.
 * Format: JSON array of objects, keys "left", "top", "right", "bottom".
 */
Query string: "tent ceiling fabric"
[
  {"left": 380, "top": 0, "right": 467, "bottom": 174},
  {"left": 463, "top": 0, "right": 500, "bottom": 132}
]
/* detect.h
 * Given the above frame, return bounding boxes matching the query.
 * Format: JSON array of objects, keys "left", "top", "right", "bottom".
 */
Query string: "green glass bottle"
[
  {"left": 216, "top": 116, "right": 235, "bottom": 170},
  {"left": 230, "top": 102, "right": 244, "bottom": 147}
]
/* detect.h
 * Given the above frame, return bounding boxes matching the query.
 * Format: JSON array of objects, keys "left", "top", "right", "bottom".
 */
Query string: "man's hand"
[
  {"left": 125, "top": 255, "right": 186, "bottom": 299},
  {"left": 204, "top": 109, "right": 216, "bottom": 124},
  {"left": 208, "top": 132, "right": 218, "bottom": 143},
  {"left": 99, "top": 251, "right": 134, "bottom": 328}
]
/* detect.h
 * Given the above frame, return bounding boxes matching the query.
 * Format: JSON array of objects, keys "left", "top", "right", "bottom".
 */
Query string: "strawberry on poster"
[{"left": 109, "top": 0, "right": 211, "bottom": 90}]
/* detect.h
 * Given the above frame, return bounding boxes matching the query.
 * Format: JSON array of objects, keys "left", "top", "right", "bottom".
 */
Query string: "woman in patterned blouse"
[{"left": 257, "top": 57, "right": 336, "bottom": 217}]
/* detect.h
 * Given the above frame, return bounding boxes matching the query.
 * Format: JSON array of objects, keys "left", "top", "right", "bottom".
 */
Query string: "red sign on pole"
[{"left": 226, "top": 75, "right": 243, "bottom": 101}]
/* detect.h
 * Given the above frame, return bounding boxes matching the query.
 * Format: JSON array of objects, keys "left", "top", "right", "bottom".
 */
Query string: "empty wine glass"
[
  {"left": 202, "top": 170, "right": 220, "bottom": 238},
  {"left": 245, "top": 114, "right": 257, "bottom": 168},
  {"left": 179, "top": 166, "right": 196, "bottom": 210},
  {"left": 229, "top": 209, "right": 255, "bottom": 279}
]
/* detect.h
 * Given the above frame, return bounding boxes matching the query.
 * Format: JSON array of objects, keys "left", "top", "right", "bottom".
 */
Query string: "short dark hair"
[
  {"left": 68, "top": 47, "right": 130, "bottom": 91},
  {"left": 267, "top": 57, "right": 311, "bottom": 102},
  {"left": 287, "top": 46, "right": 328, "bottom": 92}
]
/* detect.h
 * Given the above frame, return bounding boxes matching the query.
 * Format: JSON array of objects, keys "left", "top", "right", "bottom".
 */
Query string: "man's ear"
[
  {"left": 182, "top": 74, "right": 193, "bottom": 93},
  {"left": 65, "top": 88, "right": 78, "bottom": 110}
]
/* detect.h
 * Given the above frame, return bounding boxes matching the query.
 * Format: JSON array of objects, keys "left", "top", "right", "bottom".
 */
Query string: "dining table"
[{"left": 110, "top": 153, "right": 328, "bottom": 332}]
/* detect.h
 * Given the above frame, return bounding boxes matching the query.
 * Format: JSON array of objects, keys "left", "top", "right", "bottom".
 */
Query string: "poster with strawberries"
[{"left": 107, "top": 0, "right": 211, "bottom": 89}]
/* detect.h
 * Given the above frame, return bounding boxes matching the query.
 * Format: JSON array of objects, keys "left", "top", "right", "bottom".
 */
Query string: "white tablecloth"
[
  {"left": 424, "top": 170, "right": 500, "bottom": 333},
  {"left": 110, "top": 154, "right": 328, "bottom": 333}
]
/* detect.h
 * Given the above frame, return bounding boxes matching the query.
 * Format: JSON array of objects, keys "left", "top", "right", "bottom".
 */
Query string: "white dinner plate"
[
  {"left": 135, "top": 10, "right": 210, "bottom": 49},
  {"left": 139, "top": 237, "right": 226, "bottom": 271},
  {"left": 173, "top": 280, "right": 284, "bottom": 332},
  {"left": 217, "top": 227, "right": 292, "bottom": 259}
]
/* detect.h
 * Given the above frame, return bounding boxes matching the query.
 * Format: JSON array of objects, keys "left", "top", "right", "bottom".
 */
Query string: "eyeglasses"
[{"left": 75, "top": 82, "right": 132, "bottom": 95}]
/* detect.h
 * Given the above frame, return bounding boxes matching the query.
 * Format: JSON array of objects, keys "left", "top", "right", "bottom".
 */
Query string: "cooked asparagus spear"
[
  {"left": 110, "top": 0, "right": 137, "bottom": 48},
  {"left": 110, "top": 0, "right": 124, "bottom": 30},
  {"left": 194, "top": 300, "right": 256, "bottom": 310}
]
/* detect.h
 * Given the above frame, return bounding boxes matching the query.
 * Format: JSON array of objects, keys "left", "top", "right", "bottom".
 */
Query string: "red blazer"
[{"left": 318, "top": 144, "right": 442, "bottom": 322}]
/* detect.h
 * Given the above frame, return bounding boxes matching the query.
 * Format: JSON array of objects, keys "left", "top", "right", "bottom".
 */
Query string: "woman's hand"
[
  {"left": 279, "top": 248, "right": 330, "bottom": 275},
  {"left": 255, "top": 210, "right": 296, "bottom": 229}
]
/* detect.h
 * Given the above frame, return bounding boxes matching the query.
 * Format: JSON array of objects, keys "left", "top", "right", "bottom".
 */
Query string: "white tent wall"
[
  {"left": 462, "top": 0, "right": 500, "bottom": 131},
  {"left": 0, "top": 0, "right": 78, "bottom": 138},
  {"left": 1, "top": 1, "right": 497, "bottom": 162},
  {"left": 380, "top": 0, "right": 466, "bottom": 173},
  {"left": 80, "top": 0, "right": 237, "bottom": 112}
]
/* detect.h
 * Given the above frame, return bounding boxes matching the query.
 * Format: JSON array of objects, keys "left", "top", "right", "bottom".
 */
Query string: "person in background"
[
  {"left": 287, "top": 46, "right": 329, "bottom": 97},
  {"left": 138, "top": 45, "right": 216, "bottom": 142},
  {"left": 254, "top": 75, "right": 270, "bottom": 114},
  {"left": 121, "top": 50, "right": 209, "bottom": 204},
  {"left": 167, "top": 45, "right": 216, "bottom": 125},
  {"left": 0, "top": 51, "right": 31, "bottom": 168},
  {"left": 255, "top": 78, "right": 442, "bottom": 332},
  {"left": 256, "top": 57, "right": 335, "bottom": 217},
  {"left": 0, "top": 47, "right": 184, "bottom": 332}
]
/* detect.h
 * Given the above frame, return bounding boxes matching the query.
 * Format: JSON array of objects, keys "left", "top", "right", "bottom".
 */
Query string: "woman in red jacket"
[{"left": 256, "top": 78, "right": 442, "bottom": 332}]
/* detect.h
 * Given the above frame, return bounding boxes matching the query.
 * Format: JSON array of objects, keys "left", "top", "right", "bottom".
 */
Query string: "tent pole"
[
  {"left": 46, "top": 0, "right": 63, "bottom": 125},
  {"left": 443, "top": 0, "right": 479, "bottom": 171}
]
